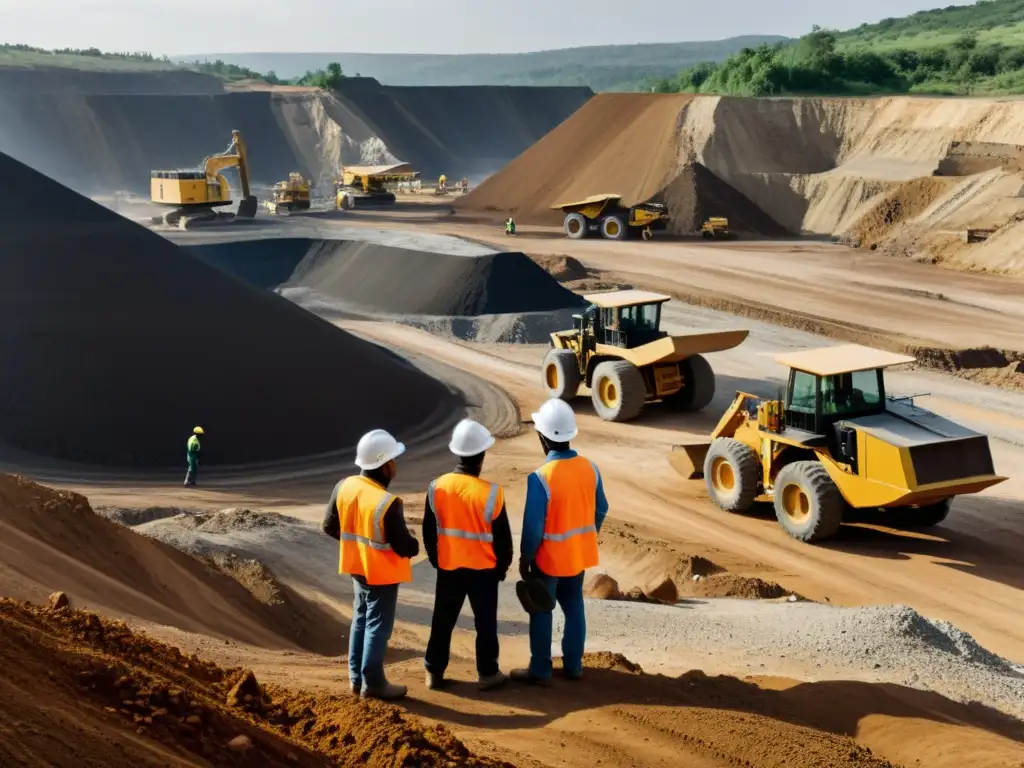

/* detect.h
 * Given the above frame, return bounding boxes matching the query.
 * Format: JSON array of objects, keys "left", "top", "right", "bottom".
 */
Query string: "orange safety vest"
[
  {"left": 533, "top": 456, "right": 600, "bottom": 578},
  {"left": 336, "top": 475, "right": 412, "bottom": 585},
  {"left": 428, "top": 473, "right": 503, "bottom": 571}
]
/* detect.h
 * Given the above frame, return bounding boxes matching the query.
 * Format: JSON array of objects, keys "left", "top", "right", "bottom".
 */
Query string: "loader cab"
[
  {"left": 775, "top": 345, "right": 916, "bottom": 467},
  {"left": 784, "top": 367, "right": 887, "bottom": 435},
  {"left": 582, "top": 290, "right": 671, "bottom": 349}
]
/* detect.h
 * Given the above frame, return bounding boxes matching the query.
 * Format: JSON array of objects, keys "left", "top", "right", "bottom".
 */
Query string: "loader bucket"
[{"left": 669, "top": 442, "right": 711, "bottom": 480}]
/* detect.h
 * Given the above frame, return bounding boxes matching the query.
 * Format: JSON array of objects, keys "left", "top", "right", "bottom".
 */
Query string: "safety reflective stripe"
[
  {"left": 372, "top": 493, "right": 394, "bottom": 543},
  {"left": 340, "top": 531, "right": 394, "bottom": 551},
  {"left": 483, "top": 482, "right": 500, "bottom": 523},
  {"left": 436, "top": 527, "right": 494, "bottom": 542},
  {"left": 542, "top": 524, "right": 597, "bottom": 542}
]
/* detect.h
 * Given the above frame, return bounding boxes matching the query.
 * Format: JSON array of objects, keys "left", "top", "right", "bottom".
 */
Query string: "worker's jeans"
[
  {"left": 349, "top": 577, "right": 399, "bottom": 691},
  {"left": 528, "top": 571, "right": 586, "bottom": 679},
  {"left": 424, "top": 568, "right": 500, "bottom": 678},
  {"left": 184, "top": 458, "right": 198, "bottom": 486}
]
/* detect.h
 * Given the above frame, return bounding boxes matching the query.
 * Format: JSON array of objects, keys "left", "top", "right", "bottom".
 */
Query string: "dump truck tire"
[
  {"left": 590, "top": 361, "right": 646, "bottom": 422},
  {"left": 892, "top": 498, "right": 953, "bottom": 529},
  {"left": 601, "top": 215, "right": 628, "bottom": 241},
  {"left": 773, "top": 461, "right": 844, "bottom": 542},
  {"left": 542, "top": 349, "right": 581, "bottom": 400},
  {"left": 565, "top": 213, "right": 587, "bottom": 239},
  {"left": 703, "top": 438, "right": 760, "bottom": 514},
  {"left": 672, "top": 354, "right": 716, "bottom": 412}
]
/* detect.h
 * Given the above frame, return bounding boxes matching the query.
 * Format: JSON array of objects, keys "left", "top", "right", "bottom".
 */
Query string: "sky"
[{"left": 0, "top": 0, "right": 976, "bottom": 55}]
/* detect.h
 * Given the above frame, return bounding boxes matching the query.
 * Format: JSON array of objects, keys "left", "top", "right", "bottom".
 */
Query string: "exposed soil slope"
[
  {"left": 459, "top": 93, "right": 1024, "bottom": 270},
  {"left": 0, "top": 475, "right": 340, "bottom": 650},
  {"left": 0, "top": 152, "right": 460, "bottom": 467},
  {"left": 332, "top": 77, "right": 593, "bottom": 181},
  {"left": 188, "top": 238, "right": 587, "bottom": 316},
  {"left": 0, "top": 598, "right": 507, "bottom": 767}
]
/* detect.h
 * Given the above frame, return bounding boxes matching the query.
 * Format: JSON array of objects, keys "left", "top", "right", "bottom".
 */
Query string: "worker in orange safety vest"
[
  {"left": 322, "top": 429, "right": 420, "bottom": 701},
  {"left": 511, "top": 399, "right": 609, "bottom": 685},
  {"left": 422, "top": 419, "right": 513, "bottom": 692}
]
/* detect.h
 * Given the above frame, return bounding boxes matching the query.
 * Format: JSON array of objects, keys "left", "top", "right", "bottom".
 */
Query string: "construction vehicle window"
[
  {"left": 788, "top": 371, "right": 816, "bottom": 413},
  {"left": 821, "top": 370, "right": 881, "bottom": 415},
  {"left": 619, "top": 303, "right": 658, "bottom": 331},
  {"left": 600, "top": 308, "right": 616, "bottom": 329}
]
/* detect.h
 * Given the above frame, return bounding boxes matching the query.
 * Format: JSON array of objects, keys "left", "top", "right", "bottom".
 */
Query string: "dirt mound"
[
  {"left": 191, "top": 238, "right": 587, "bottom": 317},
  {"left": 848, "top": 177, "right": 956, "bottom": 249},
  {"left": 0, "top": 475, "right": 341, "bottom": 651},
  {"left": 0, "top": 154, "right": 460, "bottom": 468},
  {"left": 0, "top": 599, "right": 507, "bottom": 767},
  {"left": 528, "top": 253, "right": 589, "bottom": 281},
  {"left": 456, "top": 94, "right": 788, "bottom": 235},
  {"left": 333, "top": 77, "right": 592, "bottom": 181},
  {"left": 457, "top": 93, "right": 693, "bottom": 225},
  {"left": 690, "top": 573, "right": 791, "bottom": 600}
]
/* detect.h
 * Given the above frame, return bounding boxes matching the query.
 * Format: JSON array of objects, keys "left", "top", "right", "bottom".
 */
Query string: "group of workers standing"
[{"left": 321, "top": 397, "right": 607, "bottom": 701}]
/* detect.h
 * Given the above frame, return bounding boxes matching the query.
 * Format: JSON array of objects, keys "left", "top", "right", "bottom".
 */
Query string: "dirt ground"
[{"left": 4, "top": 205, "right": 1024, "bottom": 766}]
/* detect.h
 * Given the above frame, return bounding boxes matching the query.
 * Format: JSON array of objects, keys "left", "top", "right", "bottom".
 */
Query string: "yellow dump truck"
[
  {"left": 335, "top": 163, "right": 419, "bottom": 208},
  {"left": 553, "top": 194, "right": 669, "bottom": 241},
  {"left": 670, "top": 344, "right": 1006, "bottom": 542},
  {"left": 265, "top": 172, "right": 311, "bottom": 214},
  {"left": 150, "top": 129, "right": 258, "bottom": 229},
  {"left": 701, "top": 217, "right": 731, "bottom": 238},
  {"left": 541, "top": 289, "right": 749, "bottom": 422}
]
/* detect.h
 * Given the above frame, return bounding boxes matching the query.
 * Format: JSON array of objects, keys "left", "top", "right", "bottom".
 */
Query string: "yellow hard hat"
[{"left": 193, "top": 426, "right": 205, "bottom": 435}]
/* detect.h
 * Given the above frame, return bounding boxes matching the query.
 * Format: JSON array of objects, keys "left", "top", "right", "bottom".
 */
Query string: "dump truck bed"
[{"left": 600, "top": 329, "right": 750, "bottom": 367}]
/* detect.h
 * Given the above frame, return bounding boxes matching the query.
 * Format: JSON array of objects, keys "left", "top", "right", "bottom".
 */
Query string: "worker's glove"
[{"left": 518, "top": 557, "right": 534, "bottom": 582}]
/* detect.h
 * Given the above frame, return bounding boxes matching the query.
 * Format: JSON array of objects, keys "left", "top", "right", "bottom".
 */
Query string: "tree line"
[{"left": 654, "top": 27, "right": 1024, "bottom": 96}]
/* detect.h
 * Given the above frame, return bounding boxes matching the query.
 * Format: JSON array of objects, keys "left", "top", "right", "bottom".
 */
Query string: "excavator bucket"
[
  {"left": 236, "top": 195, "right": 258, "bottom": 219},
  {"left": 668, "top": 441, "right": 711, "bottom": 480}
]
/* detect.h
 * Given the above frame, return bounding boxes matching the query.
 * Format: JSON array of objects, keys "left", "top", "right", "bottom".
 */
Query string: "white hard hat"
[
  {"left": 354, "top": 429, "right": 406, "bottom": 470},
  {"left": 448, "top": 418, "right": 495, "bottom": 457},
  {"left": 531, "top": 398, "right": 578, "bottom": 442}
]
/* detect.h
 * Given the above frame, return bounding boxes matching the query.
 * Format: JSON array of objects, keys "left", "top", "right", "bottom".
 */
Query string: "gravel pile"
[{"left": 573, "top": 598, "right": 1024, "bottom": 719}]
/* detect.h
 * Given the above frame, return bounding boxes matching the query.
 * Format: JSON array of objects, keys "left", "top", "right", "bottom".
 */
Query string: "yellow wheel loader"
[
  {"left": 541, "top": 290, "right": 749, "bottom": 422},
  {"left": 701, "top": 216, "right": 731, "bottom": 239},
  {"left": 265, "top": 172, "right": 311, "bottom": 215},
  {"left": 150, "top": 130, "right": 258, "bottom": 229},
  {"left": 669, "top": 344, "right": 1006, "bottom": 543},
  {"left": 553, "top": 194, "right": 668, "bottom": 241}
]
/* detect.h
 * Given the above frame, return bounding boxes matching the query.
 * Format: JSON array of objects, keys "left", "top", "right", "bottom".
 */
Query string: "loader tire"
[
  {"left": 773, "top": 461, "right": 844, "bottom": 542},
  {"left": 565, "top": 212, "right": 587, "bottom": 239},
  {"left": 591, "top": 361, "right": 646, "bottom": 422},
  {"left": 601, "top": 214, "right": 628, "bottom": 241},
  {"left": 703, "top": 438, "right": 760, "bottom": 514},
  {"left": 671, "top": 354, "right": 716, "bottom": 412},
  {"left": 542, "top": 349, "right": 581, "bottom": 400}
]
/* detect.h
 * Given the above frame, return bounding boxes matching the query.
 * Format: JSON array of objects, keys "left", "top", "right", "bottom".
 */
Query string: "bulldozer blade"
[
  {"left": 668, "top": 442, "right": 710, "bottom": 480},
  {"left": 236, "top": 195, "right": 258, "bottom": 218}
]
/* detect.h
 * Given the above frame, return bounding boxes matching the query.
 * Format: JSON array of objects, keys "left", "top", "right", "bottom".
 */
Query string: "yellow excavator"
[{"left": 150, "top": 130, "right": 258, "bottom": 229}]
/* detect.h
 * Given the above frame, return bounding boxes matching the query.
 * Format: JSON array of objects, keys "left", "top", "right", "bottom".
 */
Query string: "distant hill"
[
  {"left": 177, "top": 37, "right": 790, "bottom": 92},
  {"left": 661, "top": 0, "right": 1024, "bottom": 96}
]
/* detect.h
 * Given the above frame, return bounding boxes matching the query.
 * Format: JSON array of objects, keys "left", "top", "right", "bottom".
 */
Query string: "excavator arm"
[{"left": 198, "top": 130, "right": 256, "bottom": 218}]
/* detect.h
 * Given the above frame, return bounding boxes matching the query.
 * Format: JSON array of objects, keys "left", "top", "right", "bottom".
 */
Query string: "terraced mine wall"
[
  {"left": 0, "top": 70, "right": 592, "bottom": 199},
  {"left": 459, "top": 93, "right": 1024, "bottom": 273}
]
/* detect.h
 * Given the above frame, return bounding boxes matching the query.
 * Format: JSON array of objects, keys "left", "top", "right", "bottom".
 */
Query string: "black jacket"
[
  {"left": 321, "top": 475, "right": 420, "bottom": 559},
  {"left": 421, "top": 464, "right": 514, "bottom": 580}
]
